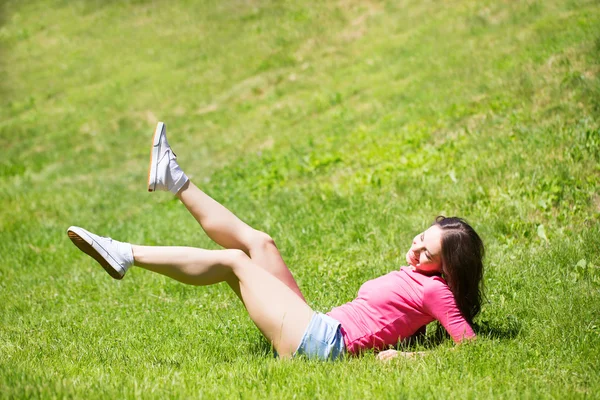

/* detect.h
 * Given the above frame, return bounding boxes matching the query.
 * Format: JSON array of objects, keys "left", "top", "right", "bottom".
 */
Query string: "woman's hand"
[
  {"left": 376, "top": 349, "right": 427, "bottom": 362},
  {"left": 376, "top": 349, "right": 400, "bottom": 361}
]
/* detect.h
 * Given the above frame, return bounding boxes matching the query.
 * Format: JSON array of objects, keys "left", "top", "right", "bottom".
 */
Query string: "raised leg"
[
  {"left": 175, "top": 180, "right": 306, "bottom": 302},
  {"left": 132, "top": 245, "right": 313, "bottom": 357}
]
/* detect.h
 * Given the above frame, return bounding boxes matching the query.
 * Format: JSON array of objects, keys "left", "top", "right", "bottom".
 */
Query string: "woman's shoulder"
[
  {"left": 415, "top": 271, "right": 451, "bottom": 296},
  {"left": 402, "top": 266, "right": 448, "bottom": 285}
]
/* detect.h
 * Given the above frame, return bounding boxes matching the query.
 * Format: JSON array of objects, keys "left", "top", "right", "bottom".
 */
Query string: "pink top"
[{"left": 327, "top": 266, "right": 475, "bottom": 354}]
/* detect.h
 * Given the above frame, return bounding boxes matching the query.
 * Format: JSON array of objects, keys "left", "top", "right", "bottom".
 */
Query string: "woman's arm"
[{"left": 423, "top": 282, "right": 476, "bottom": 343}]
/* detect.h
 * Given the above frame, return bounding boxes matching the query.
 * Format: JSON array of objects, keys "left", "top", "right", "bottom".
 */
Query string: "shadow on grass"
[
  {"left": 246, "top": 315, "right": 524, "bottom": 359},
  {"left": 397, "top": 316, "right": 523, "bottom": 351},
  {"left": 249, "top": 335, "right": 277, "bottom": 358},
  {"left": 473, "top": 317, "right": 522, "bottom": 340}
]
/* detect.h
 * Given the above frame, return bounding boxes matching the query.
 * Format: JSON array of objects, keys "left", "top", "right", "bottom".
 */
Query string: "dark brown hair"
[{"left": 435, "top": 216, "right": 485, "bottom": 326}]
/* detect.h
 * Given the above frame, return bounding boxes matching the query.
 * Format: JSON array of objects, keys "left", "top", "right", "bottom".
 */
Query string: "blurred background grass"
[{"left": 1, "top": 0, "right": 599, "bottom": 398}]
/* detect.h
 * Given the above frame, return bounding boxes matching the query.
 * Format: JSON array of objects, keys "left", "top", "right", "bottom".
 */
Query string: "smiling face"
[{"left": 405, "top": 225, "right": 443, "bottom": 275}]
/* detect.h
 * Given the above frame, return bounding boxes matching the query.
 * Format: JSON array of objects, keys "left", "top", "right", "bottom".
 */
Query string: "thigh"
[
  {"left": 226, "top": 257, "right": 314, "bottom": 358},
  {"left": 247, "top": 234, "right": 306, "bottom": 303}
]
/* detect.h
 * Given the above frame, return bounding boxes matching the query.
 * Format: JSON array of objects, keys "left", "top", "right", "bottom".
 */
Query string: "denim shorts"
[{"left": 276, "top": 312, "right": 346, "bottom": 361}]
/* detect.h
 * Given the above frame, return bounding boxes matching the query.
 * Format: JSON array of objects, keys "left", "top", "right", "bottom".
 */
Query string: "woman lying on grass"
[{"left": 67, "top": 122, "right": 484, "bottom": 361}]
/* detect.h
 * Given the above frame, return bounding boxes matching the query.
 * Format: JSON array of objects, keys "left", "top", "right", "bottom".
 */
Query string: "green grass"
[{"left": 1, "top": 0, "right": 600, "bottom": 398}]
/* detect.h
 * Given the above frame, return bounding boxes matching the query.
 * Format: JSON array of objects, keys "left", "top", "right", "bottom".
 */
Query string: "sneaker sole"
[
  {"left": 67, "top": 227, "right": 125, "bottom": 280},
  {"left": 147, "top": 122, "right": 164, "bottom": 192}
]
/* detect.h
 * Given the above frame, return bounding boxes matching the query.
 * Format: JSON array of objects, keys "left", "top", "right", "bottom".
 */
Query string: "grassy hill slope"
[{"left": 1, "top": 0, "right": 599, "bottom": 398}]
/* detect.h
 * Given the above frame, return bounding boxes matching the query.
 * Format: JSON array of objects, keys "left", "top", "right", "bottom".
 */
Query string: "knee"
[
  {"left": 248, "top": 230, "right": 277, "bottom": 252},
  {"left": 224, "top": 248, "right": 252, "bottom": 269}
]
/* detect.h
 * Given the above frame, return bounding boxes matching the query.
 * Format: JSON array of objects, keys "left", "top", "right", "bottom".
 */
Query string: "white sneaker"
[
  {"left": 147, "top": 122, "right": 188, "bottom": 194},
  {"left": 67, "top": 226, "right": 134, "bottom": 280}
]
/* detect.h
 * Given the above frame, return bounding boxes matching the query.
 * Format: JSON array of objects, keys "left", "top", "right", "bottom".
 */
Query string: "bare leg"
[
  {"left": 175, "top": 180, "right": 305, "bottom": 301},
  {"left": 132, "top": 245, "right": 313, "bottom": 357}
]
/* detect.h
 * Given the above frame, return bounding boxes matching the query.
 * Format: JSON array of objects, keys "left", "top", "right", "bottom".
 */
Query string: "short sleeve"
[{"left": 423, "top": 281, "right": 476, "bottom": 343}]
